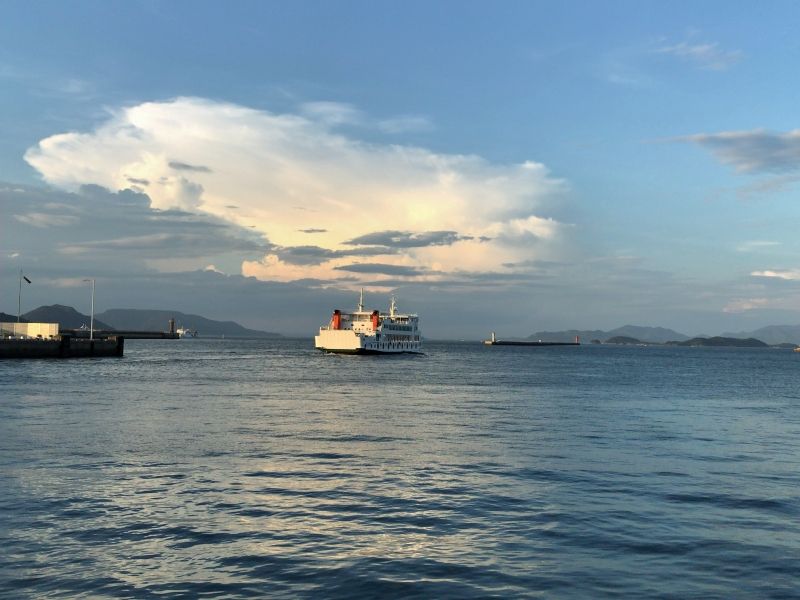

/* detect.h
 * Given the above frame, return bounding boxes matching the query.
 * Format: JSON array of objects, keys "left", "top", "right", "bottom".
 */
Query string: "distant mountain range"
[
  {"left": 16, "top": 305, "right": 280, "bottom": 338},
  {"left": 9, "top": 308, "right": 800, "bottom": 344},
  {"left": 0, "top": 312, "right": 26, "bottom": 323},
  {"left": 530, "top": 325, "right": 799, "bottom": 347},
  {"left": 97, "top": 308, "right": 280, "bottom": 338},
  {"left": 721, "top": 325, "right": 800, "bottom": 345},
  {"left": 23, "top": 305, "right": 113, "bottom": 330},
  {"left": 529, "top": 325, "right": 690, "bottom": 344}
]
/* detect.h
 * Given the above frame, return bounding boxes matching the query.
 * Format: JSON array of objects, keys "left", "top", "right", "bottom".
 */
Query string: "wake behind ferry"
[{"left": 315, "top": 290, "right": 422, "bottom": 354}]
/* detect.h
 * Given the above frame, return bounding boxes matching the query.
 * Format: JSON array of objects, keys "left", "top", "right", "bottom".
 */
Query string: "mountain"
[
  {"left": 722, "top": 325, "right": 800, "bottom": 345},
  {"left": 96, "top": 308, "right": 281, "bottom": 338},
  {"left": 22, "top": 305, "right": 113, "bottom": 330},
  {"left": 605, "top": 336, "right": 645, "bottom": 345},
  {"left": 606, "top": 325, "right": 689, "bottom": 344},
  {"left": 529, "top": 325, "right": 689, "bottom": 344},
  {"left": 666, "top": 336, "right": 769, "bottom": 348},
  {"left": 0, "top": 312, "right": 26, "bottom": 323}
]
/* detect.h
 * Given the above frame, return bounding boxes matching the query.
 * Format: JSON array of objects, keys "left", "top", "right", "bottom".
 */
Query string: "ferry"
[
  {"left": 177, "top": 327, "right": 198, "bottom": 338},
  {"left": 315, "top": 290, "right": 422, "bottom": 354}
]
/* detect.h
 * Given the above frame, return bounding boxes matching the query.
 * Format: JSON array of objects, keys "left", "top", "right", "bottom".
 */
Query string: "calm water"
[{"left": 1, "top": 339, "right": 799, "bottom": 598}]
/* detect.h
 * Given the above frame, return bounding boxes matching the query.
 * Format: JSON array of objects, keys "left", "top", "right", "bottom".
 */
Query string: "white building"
[{"left": 0, "top": 322, "right": 60, "bottom": 339}]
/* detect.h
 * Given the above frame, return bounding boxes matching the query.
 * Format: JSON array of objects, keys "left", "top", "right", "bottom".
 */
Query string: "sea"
[{"left": 1, "top": 339, "right": 799, "bottom": 598}]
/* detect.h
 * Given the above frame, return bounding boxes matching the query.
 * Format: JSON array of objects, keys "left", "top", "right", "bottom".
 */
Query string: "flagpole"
[{"left": 17, "top": 269, "right": 22, "bottom": 324}]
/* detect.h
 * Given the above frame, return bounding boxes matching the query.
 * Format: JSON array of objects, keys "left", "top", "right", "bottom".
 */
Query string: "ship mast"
[
  {"left": 390, "top": 295, "right": 397, "bottom": 317},
  {"left": 358, "top": 287, "right": 365, "bottom": 312}
]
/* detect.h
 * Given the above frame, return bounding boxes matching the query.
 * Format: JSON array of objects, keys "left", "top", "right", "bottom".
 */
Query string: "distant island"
[
  {"left": 664, "top": 336, "right": 769, "bottom": 348},
  {"left": 601, "top": 335, "right": 772, "bottom": 348},
  {"left": 12, "top": 305, "right": 281, "bottom": 338},
  {"left": 529, "top": 324, "right": 800, "bottom": 347},
  {"left": 530, "top": 325, "right": 689, "bottom": 344},
  {"left": 605, "top": 336, "right": 646, "bottom": 345}
]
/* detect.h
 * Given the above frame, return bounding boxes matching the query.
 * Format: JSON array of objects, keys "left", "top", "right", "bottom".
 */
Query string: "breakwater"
[
  {"left": 484, "top": 331, "right": 580, "bottom": 346},
  {"left": 484, "top": 339, "right": 580, "bottom": 346},
  {"left": 0, "top": 335, "right": 124, "bottom": 358},
  {"left": 62, "top": 329, "right": 178, "bottom": 339}
]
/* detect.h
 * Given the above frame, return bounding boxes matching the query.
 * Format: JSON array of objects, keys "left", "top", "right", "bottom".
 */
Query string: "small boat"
[
  {"left": 314, "top": 289, "right": 422, "bottom": 354},
  {"left": 176, "top": 327, "right": 198, "bottom": 338}
]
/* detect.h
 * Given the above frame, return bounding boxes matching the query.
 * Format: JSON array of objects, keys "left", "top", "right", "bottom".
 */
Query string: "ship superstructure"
[
  {"left": 176, "top": 326, "right": 198, "bottom": 338},
  {"left": 314, "top": 290, "right": 422, "bottom": 354}
]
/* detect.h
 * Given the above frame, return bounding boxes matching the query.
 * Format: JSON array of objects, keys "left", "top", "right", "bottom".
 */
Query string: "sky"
[{"left": 3, "top": 0, "right": 800, "bottom": 338}]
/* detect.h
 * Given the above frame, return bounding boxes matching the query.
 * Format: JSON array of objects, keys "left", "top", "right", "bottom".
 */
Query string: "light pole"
[
  {"left": 83, "top": 278, "right": 95, "bottom": 340},
  {"left": 17, "top": 270, "right": 31, "bottom": 336},
  {"left": 17, "top": 270, "right": 22, "bottom": 323}
]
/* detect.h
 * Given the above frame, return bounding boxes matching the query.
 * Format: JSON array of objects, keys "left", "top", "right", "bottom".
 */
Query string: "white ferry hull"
[{"left": 315, "top": 330, "right": 422, "bottom": 355}]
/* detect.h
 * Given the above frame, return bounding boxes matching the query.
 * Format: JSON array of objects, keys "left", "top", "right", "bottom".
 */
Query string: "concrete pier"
[{"left": 0, "top": 335, "right": 124, "bottom": 359}]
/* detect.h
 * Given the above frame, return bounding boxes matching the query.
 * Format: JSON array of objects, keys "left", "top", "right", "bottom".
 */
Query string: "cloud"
[
  {"left": 736, "top": 174, "right": 800, "bottom": 201},
  {"left": 751, "top": 269, "right": 800, "bottom": 281},
  {"left": 1, "top": 183, "right": 267, "bottom": 274},
  {"left": 601, "top": 35, "right": 742, "bottom": 88},
  {"left": 61, "top": 232, "right": 266, "bottom": 257},
  {"left": 599, "top": 52, "right": 655, "bottom": 88},
  {"left": 737, "top": 240, "right": 780, "bottom": 252},
  {"left": 344, "top": 230, "right": 473, "bottom": 248},
  {"left": 377, "top": 115, "right": 433, "bottom": 134},
  {"left": 168, "top": 161, "right": 212, "bottom": 173},
  {"left": 300, "top": 101, "right": 432, "bottom": 134},
  {"left": 680, "top": 129, "right": 800, "bottom": 173},
  {"left": 334, "top": 263, "right": 427, "bottom": 277},
  {"left": 657, "top": 40, "right": 743, "bottom": 71},
  {"left": 25, "top": 97, "right": 569, "bottom": 286},
  {"left": 14, "top": 212, "right": 80, "bottom": 227},
  {"left": 300, "top": 101, "right": 363, "bottom": 126},
  {"left": 275, "top": 244, "right": 394, "bottom": 266},
  {"left": 0, "top": 62, "right": 97, "bottom": 101},
  {"left": 723, "top": 298, "right": 769, "bottom": 313}
]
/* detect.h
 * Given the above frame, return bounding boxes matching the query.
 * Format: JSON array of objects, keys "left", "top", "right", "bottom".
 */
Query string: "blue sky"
[{"left": 3, "top": 1, "right": 800, "bottom": 336}]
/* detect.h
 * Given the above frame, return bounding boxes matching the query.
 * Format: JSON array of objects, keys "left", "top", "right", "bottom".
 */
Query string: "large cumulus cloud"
[{"left": 24, "top": 97, "right": 571, "bottom": 287}]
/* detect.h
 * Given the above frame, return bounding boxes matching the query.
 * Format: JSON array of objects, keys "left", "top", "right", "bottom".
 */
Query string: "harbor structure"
[
  {"left": 0, "top": 331, "right": 124, "bottom": 358},
  {"left": 1, "top": 322, "right": 59, "bottom": 339},
  {"left": 484, "top": 332, "right": 581, "bottom": 346}
]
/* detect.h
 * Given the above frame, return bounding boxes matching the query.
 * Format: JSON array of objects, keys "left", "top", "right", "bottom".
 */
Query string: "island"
[
  {"left": 604, "top": 336, "right": 645, "bottom": 345},
  {"left": 664, "top": 336, "right": 769, "bottom": 348}
]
